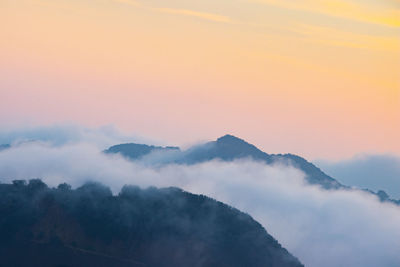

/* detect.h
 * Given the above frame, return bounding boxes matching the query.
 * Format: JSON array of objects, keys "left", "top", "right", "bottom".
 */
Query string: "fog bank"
[{"left": 0, "top": 142, "right": 399, "bottom": 267}]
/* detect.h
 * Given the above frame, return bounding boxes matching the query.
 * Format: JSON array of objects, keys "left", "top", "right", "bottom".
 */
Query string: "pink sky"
[{"left": 1, "top": 0, "right": 399, "bottom": 159}]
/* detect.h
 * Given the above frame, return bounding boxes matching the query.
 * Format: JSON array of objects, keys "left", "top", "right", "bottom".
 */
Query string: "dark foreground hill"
[{"left": 0, "top": 179, "right": 303, "bottom": 267}]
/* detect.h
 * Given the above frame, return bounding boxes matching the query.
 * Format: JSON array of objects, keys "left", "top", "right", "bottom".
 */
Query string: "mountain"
[
  {"left": 364, "top": 189, "right": 400, "bottom": 205},
  {"left": 104, "top": 143, "right": 180, "bottom": 160},
  {"left": 106, "top": 136, "right": 400, "bottom": 204},
  {"left": 106, "top": 134, "right": 342, "bottom": 189},
  {"left": 0, "top": 179, "right": 303, "bottom": 267},
  {"left": 0, "top": 144, "right": 10, "bottom": 151}
]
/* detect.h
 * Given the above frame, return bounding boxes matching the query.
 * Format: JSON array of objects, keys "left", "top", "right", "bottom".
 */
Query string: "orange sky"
[{"left": 1, "top": 0, "right": 399, "bottom": 159}]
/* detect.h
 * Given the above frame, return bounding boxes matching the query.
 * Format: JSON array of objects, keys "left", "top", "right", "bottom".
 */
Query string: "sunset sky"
[{"left": 1, "top": 0, "right": 399, "bottom": 159}]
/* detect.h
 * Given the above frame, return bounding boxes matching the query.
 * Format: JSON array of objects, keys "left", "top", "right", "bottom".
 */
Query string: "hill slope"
[
  {"left": 0, "top": 179, "right": 303, "bottom": 267},
  {"left": 105, "top": 143, "right": 179, "bottom": 160}
]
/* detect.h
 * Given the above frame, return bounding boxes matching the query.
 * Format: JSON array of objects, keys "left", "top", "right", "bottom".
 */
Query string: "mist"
[
  {"left": 0, "top": 141, "right": 399, "bottom": 267},
  {"left": 0, "top": 124, "right": 158, "bottom": 148},
  {"left": 316, "top": 154, "right": 400, "bottom": 199}
]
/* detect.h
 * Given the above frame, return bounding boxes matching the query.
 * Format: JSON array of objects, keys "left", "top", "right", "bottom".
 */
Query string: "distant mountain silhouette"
[
  {"left": 0, "top": 144, "right": 10, "bottom": 151},
  {"left": 106, "top": 134, "right": 342, "bottom": 189},
  {"left": 364, "top": 189, "right": 400, "bottom": 205},
  {"left": 0, "top": 179, "right": 303, "bottom": 267},
  {"left": 104, "top": 143, "right": 180, "bottom": 160}
]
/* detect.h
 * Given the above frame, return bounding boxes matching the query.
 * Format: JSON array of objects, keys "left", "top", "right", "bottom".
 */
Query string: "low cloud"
[
  {"left": 0, "top": 142, "right": 399, "bottom": 267},
  {"left": 0, "top": 124, "right": 157, "bottom": 149},
  {"left": 316, "top": 154, "right": 400, "bottom": 199}
]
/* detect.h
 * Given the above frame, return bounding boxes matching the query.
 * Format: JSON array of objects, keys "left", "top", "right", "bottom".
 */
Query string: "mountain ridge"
[
  {"left": 105, "top": 134, "right": 400, "bottom": 205},
  {"left": 106, "top": 134, "right": 342, "bottom": 189}
]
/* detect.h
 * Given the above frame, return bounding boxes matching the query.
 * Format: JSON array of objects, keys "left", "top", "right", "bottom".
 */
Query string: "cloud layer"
[{"left": 0, "top": 141, "right": 399, "bottom": 267}]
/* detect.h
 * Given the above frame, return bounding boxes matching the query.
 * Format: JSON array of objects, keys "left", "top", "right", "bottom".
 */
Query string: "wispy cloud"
[
  {"left": 110, "top": 0, "right": 231, "bottom": 23},
  {"left": 154, "top": 8, "right": 232, "bottom": 23},
  {"left": 251, "top": 0, "right": 400, "bottom": 27},
  {"left": 293, "top": 23, "right": 400, "bottom": 51}
]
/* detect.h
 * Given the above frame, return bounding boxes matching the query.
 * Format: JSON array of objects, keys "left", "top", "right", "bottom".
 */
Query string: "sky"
[{"left": 1, "top": 0, "right": 399, "bottom": 160}]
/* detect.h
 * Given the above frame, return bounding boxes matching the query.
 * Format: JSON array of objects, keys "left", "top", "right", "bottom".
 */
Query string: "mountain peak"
[
  {"left": 211, "top": 134, "right": 271, "bottom": 161},
  {"left": 216, "top": 134, "right": 248, "bottom": 145}
]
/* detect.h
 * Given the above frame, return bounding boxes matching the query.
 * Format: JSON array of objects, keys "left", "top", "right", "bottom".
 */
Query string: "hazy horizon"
[{"left": 1, "top": 124, "right": 399, "bottom": 199}]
